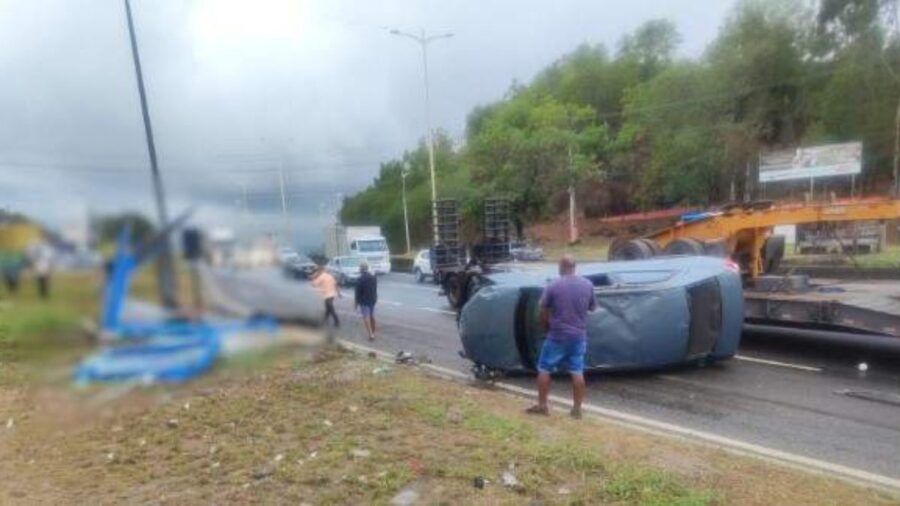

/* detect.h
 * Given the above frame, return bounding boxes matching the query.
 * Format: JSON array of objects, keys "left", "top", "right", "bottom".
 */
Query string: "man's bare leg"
[
  {"left": 365, "top": 317, "right": 375, "bottom": 340},
  {"left": 571, "top": 373, "right": 585, "bottom": 418},
  {"left": 537, "top": 372, "right": 551, "bottom": 410}
]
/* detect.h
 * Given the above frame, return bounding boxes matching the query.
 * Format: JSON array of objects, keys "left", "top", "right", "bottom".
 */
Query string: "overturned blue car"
[{"left": 458, "top": 256, "right": 744, "bottom": 376}]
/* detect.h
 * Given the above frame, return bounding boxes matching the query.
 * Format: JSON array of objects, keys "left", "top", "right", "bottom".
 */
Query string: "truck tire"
[
  {"left": 662, "top": 238, "right": 705, "bottom": 256},
  {"left": 762, "top": 235, "right": 786, "bottom": 274},
  {"left": 609, "top": 238, "right": 656, "bottom": 261},
  {"left": 445, "top": 273, "right": 463, "bottom": 309},
  {"left": 703, "top": 238, "right": 730, "bottom": 257}
]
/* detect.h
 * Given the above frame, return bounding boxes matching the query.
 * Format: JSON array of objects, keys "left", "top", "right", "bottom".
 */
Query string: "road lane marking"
[
  {"left": 338, "top": 339, "right": 900, "bottom": 494},
  {"left": 417, "top": 307, "right": 457, "bottom": 316},
  {"left": 380, "top": 300, "right": 404, "bottom": 306},
  {"left": 735, "top": 355, "right": 822, "bottom": 372}
]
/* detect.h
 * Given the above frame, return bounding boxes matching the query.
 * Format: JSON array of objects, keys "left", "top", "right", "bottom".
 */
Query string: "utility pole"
[
  {"left": 278, "top": 162, "right": 288, "bottom": 243},
  {"left": 388, "top": 27, "right": 453, "bottom": 244},
  {"left": 123, "top": 0, "right": 177, "bottom": 308},
  {"left": 567, "top": 144, "right": 578, "bottom": 244},
  {"left": 401, "top": 162, "right": 412, "bottom": 255}
]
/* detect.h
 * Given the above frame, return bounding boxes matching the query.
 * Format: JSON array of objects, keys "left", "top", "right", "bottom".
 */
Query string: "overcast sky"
[{"left": 0, "top": 0, "right": 736, "bottom": 248}]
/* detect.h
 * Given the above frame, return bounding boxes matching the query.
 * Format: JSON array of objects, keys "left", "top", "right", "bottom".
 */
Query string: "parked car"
[
  {"left": 277, "top": 246, "right": 299, "bottom": 264},
  {"left": 412, "top": 249, "right": 433, "bottom": 283},
  {"left": 458, "top": 256, "right": 743, "bottom": 378},
  {"left": 283, "top": 254, "right": 318, "bottom": 280},
  {"left": 326, "top": 256, "right": 364, "bottom": 286},
  {"left": 509, "top": 241, "right": 544, "bottom": 262}
]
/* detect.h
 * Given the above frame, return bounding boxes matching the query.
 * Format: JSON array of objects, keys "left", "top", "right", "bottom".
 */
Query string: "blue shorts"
[
  {"left": 537, "top": 338, "right": 586, "bottom": 375},
  {"left": 358, "top": 305, "right": 375, "bottom": 318}
]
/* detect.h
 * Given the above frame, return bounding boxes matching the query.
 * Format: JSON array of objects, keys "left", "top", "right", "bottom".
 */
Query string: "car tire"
[{"left": 414, "top": 268, "right": 424, "bottom": 283}]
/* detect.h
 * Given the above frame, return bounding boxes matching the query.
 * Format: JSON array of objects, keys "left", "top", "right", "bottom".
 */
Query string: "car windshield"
[{"left": 357, "top": 240, "right": 386, "bottom": 253}]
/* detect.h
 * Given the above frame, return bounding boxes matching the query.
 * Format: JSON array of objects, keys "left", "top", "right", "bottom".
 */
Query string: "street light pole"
[
  {"left": 401, "top": 162, "right": 412, "bottom": 255},
  {"left": 388, "top": 27, "right": 453, "bottom": 243},
  {"left": 123, "top": 0, "right": 178, "bottom": 308}
]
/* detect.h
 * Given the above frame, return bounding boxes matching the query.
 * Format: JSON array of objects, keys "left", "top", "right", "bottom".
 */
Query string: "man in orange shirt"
[{"left": 311, "top": 266, "right": 341, "bottom": 328}]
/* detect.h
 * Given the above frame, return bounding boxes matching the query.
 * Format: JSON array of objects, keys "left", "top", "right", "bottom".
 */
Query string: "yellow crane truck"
[{"left": 608, "top": 198, "right": 900, "bottom": 341}]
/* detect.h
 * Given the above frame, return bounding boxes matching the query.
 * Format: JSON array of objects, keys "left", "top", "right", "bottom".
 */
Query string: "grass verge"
[{"left": 0, "top": 347, "right": 896, "bottom": 505}]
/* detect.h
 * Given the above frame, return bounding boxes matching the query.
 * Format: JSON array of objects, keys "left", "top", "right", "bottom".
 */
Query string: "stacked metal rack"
[
  {"left": 432, "top": 199, "right": 464, "bottom": 269},
  {"left": 474, "top": 197, "right": 512, "bottom": 264}
]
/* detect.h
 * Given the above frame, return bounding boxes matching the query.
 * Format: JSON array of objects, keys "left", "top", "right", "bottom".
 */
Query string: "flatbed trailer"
[
  {"left": 605, "top": 198, "right": 900, "bottom": 342},
  {"left": 744, "top": 279, "right": 900, "bottom": 339}
]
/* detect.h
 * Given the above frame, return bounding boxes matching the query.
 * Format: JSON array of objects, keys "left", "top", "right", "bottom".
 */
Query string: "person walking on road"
[
  {"left": 27, "top": 241, "right": 54, "bottom": 300},
  {"left": 526, "top": 254, "right": 595, "bottom": 419},
  {"left": 354, "top": 261, "right": 378, "bottom": 341},
  {"left": 312, "top": 266, "right": 340, "bottom": 329}
]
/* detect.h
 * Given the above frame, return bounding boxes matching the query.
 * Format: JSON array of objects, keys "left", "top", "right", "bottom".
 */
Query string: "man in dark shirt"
[
  {"left": 526, "top": 255, "right": 596, "bottom": 419},
  {"left": 354, "top": 262, "right": 378, "bottom": 341}
]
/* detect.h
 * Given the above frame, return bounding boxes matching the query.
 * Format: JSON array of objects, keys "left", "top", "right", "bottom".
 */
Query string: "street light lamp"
[
  {"left": 388, "top": 27, "right": 453, "bottom": 244},
  {"left": 401, "top": 162, "right": 412, "bottom": 255}
]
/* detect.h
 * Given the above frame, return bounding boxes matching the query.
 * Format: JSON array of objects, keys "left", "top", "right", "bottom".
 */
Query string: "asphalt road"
[{"left": 209, "top": 267, "right": 900, "bottom": 479}]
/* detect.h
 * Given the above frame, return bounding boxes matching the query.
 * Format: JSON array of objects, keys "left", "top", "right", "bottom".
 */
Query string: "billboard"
[{"left": 759, "top": 142, "right": 862, "bottom": 183}]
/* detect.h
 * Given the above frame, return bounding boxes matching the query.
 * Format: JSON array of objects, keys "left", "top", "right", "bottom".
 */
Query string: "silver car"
[{"left": 326, "top": 256, "right": 364, "bottom": 286}]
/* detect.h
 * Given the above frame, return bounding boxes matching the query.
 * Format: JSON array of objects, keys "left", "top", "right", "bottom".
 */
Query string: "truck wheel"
[
  {"left": 638, "top": 238, "right": 662, "bottom": 256},
  {"left": 414, "top": 268, "right": 425, "bottom": 283},
  {"left": 464, "top": 273, "right": 485, "bottom": 302},
  {"left": 445, "top": 273, "right": 463, "bottom": 309},
  {"left": 662, "top": 238, "right": 705, "bottom": 256},
  {"left": 609, "top": 238, "right": 656, "bottom": 261},
  {"left": 762, "top": 235, "right": 786, "bottom": 273},
  {"left": 703, "top": 238, "right": 730, "bottom": 257}
]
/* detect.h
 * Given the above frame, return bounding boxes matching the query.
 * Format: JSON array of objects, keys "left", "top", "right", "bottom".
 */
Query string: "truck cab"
[{"left": 349, "top": 236, "right": 391, "bottom": 274}]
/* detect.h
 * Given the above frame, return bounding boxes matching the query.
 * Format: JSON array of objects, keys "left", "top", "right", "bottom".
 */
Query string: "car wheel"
[{"left": 414, "top": 268, "right": 424, "bottom": 283}]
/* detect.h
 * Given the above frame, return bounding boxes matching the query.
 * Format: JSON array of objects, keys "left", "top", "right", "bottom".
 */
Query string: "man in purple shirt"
[{"left": 526, "top": 255, "right": 596, "bottom": 419}]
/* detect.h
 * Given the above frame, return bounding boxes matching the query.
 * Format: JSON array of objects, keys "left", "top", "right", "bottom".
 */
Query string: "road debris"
[
  {"left": 350, "top": 448, "right": 371, "bottom": 459},
  {"left": 558, "top": 486, "right": 572, "bottom": 495},
  {"left": 274, "top": 454, "right": 284, "bottom": 462},
  {"left": 252, "top": 467, "right": 274, "bottom": 480},
  {"left": 372, "top": 366, "right": 392, "bottom": 375},
  {"left": 166, "top": 418, "right": 179, "bottom": 429},
  {"left": 6, "top": 418, "right": 14, "bottom": 429},
  {"left": 473, "top": 476, "right": 486, "bottom": 489},
  {"left": 501, "top": 471, "right": 519, "bottom": 488},
  {"left": 323, "top": 419, "right": 333, "bottom": 428},
  {"left": 395, "top": 350, "right": 415, "bottom": 365},
  {"left": 389, "top": 487, "right": 419, "bottom": 506}
]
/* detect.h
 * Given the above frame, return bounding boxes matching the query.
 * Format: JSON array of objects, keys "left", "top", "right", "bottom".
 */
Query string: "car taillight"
[{"left": 724, "top": 259, "right": 740, "bottom": 274}]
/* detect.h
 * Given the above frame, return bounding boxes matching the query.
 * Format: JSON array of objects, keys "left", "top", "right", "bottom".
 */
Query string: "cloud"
[{"left": 0, "top": 0, "right": 734, "bottom": 247}]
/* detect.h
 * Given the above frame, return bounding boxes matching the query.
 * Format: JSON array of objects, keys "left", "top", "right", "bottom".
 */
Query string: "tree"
[{"left": 95, "top": 212, "right": 157, "bottom": 246}]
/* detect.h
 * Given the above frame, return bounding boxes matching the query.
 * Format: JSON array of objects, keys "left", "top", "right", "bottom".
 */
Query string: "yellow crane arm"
[{"left": 644, "top": 199, "right": 900, "bottom": 278}]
